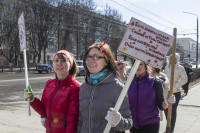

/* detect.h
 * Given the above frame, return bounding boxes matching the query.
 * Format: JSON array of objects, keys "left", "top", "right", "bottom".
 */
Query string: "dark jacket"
[{"left": 184, "top": 67, "right": 194, "bottom": 81}]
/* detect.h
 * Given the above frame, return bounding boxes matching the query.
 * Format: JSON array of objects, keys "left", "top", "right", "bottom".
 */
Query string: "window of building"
[
  {"left": 29, "top": 54, "right": 32, "bottom": 60},
  {"left": 2, "top": 0, "right": 6, "bottom": 6},
  {"left": 177, "top": 42, "right": 183, "bottom": 47},
  {"left": 10, "top": 3, "right": 15, "bottom": 8},
  {"left": 47, "top": 55, "right": 50, "bottom": 60}
]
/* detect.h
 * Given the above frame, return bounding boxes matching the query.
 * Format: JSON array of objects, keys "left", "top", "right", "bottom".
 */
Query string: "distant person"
[
  {"left": 25, "top": 50, "right": 81, "bottom": 133},
  {"left": 161, "top": 59, "right": 168, "bottom": 71},
  {"left": 149, "top": 66, "right": 170, "bottom": 121},
  {"left": 189, "top": 62, "right": 193, "bottom": 68},
  {"left": 77, "top": 42, "right": 133, "bottom": 133},
  {"left": 150, "top": 67, "right": 170, "bottom": 100},
  {"left": 116, "top": 60, "right": 127, "bottom": 84},
  {"left": 163, "top": 53, "right": 187, "bottom": 133},
  {"left": 182, "top": 62, "right": 194, "bottom": 96},
  {"left": 128, "top": 61, "right": 175, "bottom": 133}
]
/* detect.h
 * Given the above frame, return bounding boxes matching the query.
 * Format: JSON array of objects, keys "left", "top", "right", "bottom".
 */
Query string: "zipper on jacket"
[
  {"left": 49, "top": 80, "right": 60, "bottom": 133},
  {"left": 93, "top": 73, "right": 112, "bottom": 87},
  {"left": 88, "top": 73, "right": 112, "bottom": 133},
  {"left": 89, "top": 86, "right": 96, "bottom": 133},
  {"left": 136, "top": 79, "right": 141, "bottom": 128}
]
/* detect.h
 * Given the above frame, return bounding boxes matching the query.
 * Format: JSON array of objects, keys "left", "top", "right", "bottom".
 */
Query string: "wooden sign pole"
[{"left": 166, "top": 28, "right": 177, "bottom": 133}]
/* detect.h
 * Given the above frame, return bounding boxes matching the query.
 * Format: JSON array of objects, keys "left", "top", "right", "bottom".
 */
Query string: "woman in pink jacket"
[{"left": 25, "top": 50, "right": 81, "bottom": 133}]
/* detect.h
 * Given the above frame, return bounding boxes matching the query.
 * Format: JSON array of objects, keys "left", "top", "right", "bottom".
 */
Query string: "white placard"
[
  {"left": 18, "top": 13, "right": 26, "bottom": 52},
  {"left": 118, "top": 17, "right": 174, "bottom": 68},
  {"left": 18, "top": 12, "right": 31, "bottom": 116}
]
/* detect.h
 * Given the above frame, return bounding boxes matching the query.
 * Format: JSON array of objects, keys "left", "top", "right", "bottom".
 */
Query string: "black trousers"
[
  {"left": 164, "top": 91, "right": 181, "bottom": 133},
  {"left": 182, "top": 78, "right": 191, "bottom": 94},
  {"left": 130, "top": 124, "right": 160, "bottom": 133}
]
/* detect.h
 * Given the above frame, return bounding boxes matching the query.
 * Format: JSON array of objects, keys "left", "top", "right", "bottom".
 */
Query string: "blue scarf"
[{"left": 90, "top": 68, "right": 108, "bottom": 85}]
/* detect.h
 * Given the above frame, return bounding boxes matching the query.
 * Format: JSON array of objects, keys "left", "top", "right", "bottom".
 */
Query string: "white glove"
[
  {"left": 105, "top": 108, "right": 121, "bottom": 127},
  {"left": 41, "top": 117, "right": 46, "bottom": 128},
  {"left": 167, "top": 95, "right": 176, "bottom": 104}
]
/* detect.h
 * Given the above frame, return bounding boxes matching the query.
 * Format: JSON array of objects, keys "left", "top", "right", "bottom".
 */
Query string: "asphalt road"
[{"left": 0, "top": 72, "right": 85, "bottom": 110}]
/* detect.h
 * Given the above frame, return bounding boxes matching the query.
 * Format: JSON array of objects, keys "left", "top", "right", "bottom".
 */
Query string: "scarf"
[{"left": 90, "top": 68, "right": 108, "bottom": 85}]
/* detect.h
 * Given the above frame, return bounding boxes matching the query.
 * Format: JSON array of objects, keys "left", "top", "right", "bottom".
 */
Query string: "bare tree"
[
  {"left": 0, "top": 0, "right": 22, "bottom": 68},
  {"left": 26, "top": 0, "right": 58, "bottom": 63},
  {"left": 0, "top": 0, "right": 127, "bottom": 68},
  {"left": 99, "top": 4, "right": 126, "bottom": 54}
]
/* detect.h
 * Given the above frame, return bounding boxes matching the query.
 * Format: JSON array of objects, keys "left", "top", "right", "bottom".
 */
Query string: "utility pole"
[
  {"left": 76, "top": 13, "right": 79, "bottom": 60},
  {"left": 183, "top": 11, "right": 199, "bottom": 68},
  {"left": 189, "top": 44, "right": 190, "bottom": 61},
  {"left": 84, "top": 25, "right": 88, "bottom": 55},
  {"left": 197, "top": 17, "right": 199, "bottom": 68},
  {"left": 76, "top": 1, "right": 80, "bottom": 60}
]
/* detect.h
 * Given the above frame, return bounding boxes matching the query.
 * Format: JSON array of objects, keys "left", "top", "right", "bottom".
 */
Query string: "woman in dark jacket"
[
  {"left": 182, "top": 62, "right": 194, "bottom": 96},
  {"left": 25, "top": 50, "right": 81, "bottom": 133},
  {"left": 77, "top": 41, "right": 133, "bottom": 133},
  {"left": 128, "top": 61, "right": 175, "bottom": 133}
]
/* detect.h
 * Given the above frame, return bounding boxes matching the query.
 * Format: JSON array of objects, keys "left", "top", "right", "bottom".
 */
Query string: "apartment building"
[{"left": 177, "top": 38, "right": 199, "bottom": 62}]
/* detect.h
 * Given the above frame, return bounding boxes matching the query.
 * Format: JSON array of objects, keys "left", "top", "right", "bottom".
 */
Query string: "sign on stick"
[
  {"left": 18, "top": 13, "right": 26, "bottom": 52},
  {"left": 118, "top": 17, "right": 174, "bottom": 68}
]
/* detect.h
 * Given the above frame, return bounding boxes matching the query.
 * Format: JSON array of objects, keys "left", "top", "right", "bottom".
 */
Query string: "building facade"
[{"left": 177, "top": 38, "right": 200, "bottom": 62}]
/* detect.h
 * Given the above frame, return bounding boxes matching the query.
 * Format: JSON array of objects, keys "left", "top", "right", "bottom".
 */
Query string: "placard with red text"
[{"left": 118, "top": 17, "right": 174, "bottom": 68}]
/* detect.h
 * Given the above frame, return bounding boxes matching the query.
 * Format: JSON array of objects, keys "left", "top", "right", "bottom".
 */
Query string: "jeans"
[{"left": 164, "top": 91, "right": 181, "bottom": 133}]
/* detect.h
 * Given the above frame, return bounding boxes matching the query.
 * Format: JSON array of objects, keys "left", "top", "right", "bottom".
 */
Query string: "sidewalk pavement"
[
  {"left": 0, "top": 73, "right": 200, "bottom": 133},
  {"left": 160, "top": 83, "right": 200, "bottom": 133}
]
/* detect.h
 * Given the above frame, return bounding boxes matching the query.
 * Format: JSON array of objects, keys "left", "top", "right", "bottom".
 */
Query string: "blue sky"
[{"left": 94, "top": 0, "right": 199, "bottom": 40}]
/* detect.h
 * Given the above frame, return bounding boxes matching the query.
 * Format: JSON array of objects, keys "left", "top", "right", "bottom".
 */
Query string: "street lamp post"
[
  {"left": 189, "top": 44, "right": 190, "bottom": 61},
  {"left": 183, "top": 11, "right": 199, "bottom": 68}
]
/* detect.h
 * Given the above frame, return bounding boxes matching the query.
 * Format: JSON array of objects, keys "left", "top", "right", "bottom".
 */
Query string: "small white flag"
[{"left": 18, "top": 12, "right": 26, "bottom": 52}]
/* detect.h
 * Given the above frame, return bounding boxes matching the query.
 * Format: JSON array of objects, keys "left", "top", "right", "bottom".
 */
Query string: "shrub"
[{"left": 191, "top": 68, "right": 200, "bottom": 82}]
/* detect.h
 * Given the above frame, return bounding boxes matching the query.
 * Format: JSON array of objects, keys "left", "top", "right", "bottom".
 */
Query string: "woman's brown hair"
[
  {"left": 83, "top": 42, "right": 119, "bottom": 77},
  {"left": 53, "top": 53, "right": 78, "bottom": 77},
  {"left": 132, "top": 59, "right": 150, "bottom": 73}
]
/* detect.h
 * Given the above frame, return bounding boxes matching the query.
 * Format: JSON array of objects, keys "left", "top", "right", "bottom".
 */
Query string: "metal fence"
[{"left": 0, "top": 63, "right": 36, "bottom": 73}]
